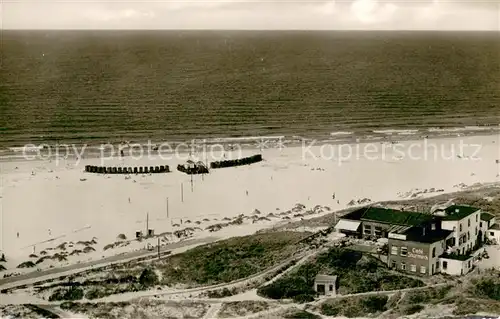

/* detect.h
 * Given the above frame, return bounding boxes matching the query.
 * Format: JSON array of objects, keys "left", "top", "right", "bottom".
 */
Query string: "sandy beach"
[{"left": 0, "top": 134, "right": 499, "bottom": 272}]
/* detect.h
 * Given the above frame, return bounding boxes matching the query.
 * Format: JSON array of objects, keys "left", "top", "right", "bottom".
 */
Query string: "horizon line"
[{"left": 3, "top": 28, "right": 500, "bottom": 31}]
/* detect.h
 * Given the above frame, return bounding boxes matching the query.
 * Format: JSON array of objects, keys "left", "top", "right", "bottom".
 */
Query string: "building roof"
[
  {"left": 335, "top": 219, "right": 361, "bottom": 232},
  {"left": 315, "top": 274, "right": 337, "bottom": 282},
  {"left": 491, "top": 223, "right": 500, "bottom": 231},
  {"left": 442, "top": 205, "right": 480, "bottom": 221},
  {"left": 403, "top": 228, "right": 453, "bottom": 244},
  {"left": 387, "top": 225, "right": 412, "bottom": 234},
  {"left": 481, "top": 212, "right": 495, "bottom": 222},
  {"left": 360, "top": 207, "right": 434, "bottom": 227},
  {"left": 341, "top": 207, "right": 369, "bottom": 221},
  {"left": 440, "top": 253, "right": 474, "bottom": 261}
]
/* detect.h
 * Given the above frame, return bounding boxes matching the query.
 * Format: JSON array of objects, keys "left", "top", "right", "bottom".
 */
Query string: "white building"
[
  {"left": 486, "top": 224, "right": 500, "bottom": 244},
  {"left": 313, "top": 275, "right": 337, "bottom": 296},
  {"left": 480, "top": 212, "right": 497, "bottom": 242},
  {"left": 438, "top": 254, "right": 475, "bottom": 276},
  {"left": 436, "top": 205, "right": 481, "bottom": 255}
]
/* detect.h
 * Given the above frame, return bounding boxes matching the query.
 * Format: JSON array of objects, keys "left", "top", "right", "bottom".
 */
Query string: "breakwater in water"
[
  {"left": 84, "top": 165, "right": 170, "bottom": 174},
  {"left": 210, "top": 154, "right": 262, "bottom": 169},
  {"left": 177, "top": 164, "right": 209, "bottom": 175}
]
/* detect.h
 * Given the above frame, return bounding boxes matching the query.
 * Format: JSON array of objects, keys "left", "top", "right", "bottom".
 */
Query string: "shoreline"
[
  {"left": 1, "top": 130, "right": 499, "bottom": 165},
  {"left": 2, "top": 123, "right": 499, "bottom": 150}
]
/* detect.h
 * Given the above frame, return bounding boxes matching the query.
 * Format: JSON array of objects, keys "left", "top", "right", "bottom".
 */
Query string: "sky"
[{"left": 1, "top": 0, "right": 499, "bottom": 30}]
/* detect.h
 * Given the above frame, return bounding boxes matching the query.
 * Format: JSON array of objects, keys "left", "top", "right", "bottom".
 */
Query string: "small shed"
[{"left": 314, "top": 274, "right": 337, "bottom": 296}]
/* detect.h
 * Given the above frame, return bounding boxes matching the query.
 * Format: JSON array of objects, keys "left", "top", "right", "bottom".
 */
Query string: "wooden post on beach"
[
  {"left": 146, "top": 212, "right": 149, "bottom": 235},
  {"left": 182, "top": 183, "right": 185, "bottom": 201},
  {"left": 166, "top": 197, "right": 169, "bottom": 218},
  {"left": 191, "top": 174, "right": 193, "bottom": 192},
  {"left": 157, "top": 237, "right": 160, "bottom": 260}
]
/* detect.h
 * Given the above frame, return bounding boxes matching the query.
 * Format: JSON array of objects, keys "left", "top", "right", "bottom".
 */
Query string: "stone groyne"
[
  {"left": 210, "top": 154, "right": 263, "bottom": 169},
  {"left": 84, "top": 165, "right": 170, "bottom": 174}
]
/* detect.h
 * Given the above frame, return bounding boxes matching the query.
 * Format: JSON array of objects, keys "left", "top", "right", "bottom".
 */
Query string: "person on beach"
[
  {"left": 246, "top": 190, "right": 248, "bottom": 196},
  {"left": 17, "top": 232, "right": 19, "bottom": 238},
  {"left": 128, "top": 197, "right": 131, "bottom": 204}
]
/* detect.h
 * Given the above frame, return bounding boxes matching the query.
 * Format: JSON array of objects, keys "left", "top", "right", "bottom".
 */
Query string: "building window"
[
  {"left": 476, "top": 214, "right": 478, "bottom": 222},
  {"left": 460, "top": 224, "right": 462, "bottom": 232},
  {"left": 468, "top": 219, "right": 471, "bottom": 227},
  {"left": 329, "top": 285, "right": 333, "bottom": 291},
  {"left": 431, "top": 223, "right": 436, "bottom": 230},
  {"left": 468, "top": 261, "right": 471, "bottom": 268},
  {"left": 410, "top": 264, "right": 417, "bottom": 272},
  {"left": 432, "top": 247, "right": 436, "bottom": 258},
  {"left": 453, "top": 226, "right": 456, "bottom": 232},
  {"left": 480, "top": 222, "right": 483, "bottom": 227},
  {"left": 436, "top": 261, "right": 439, "bottom": 269},
  {"left": 400, "top": 247, "right": 408, "bottom": 257},
  {"left": 420, "top": 266, "right": 426, "bottom": 274},
  {"left": 401, "top": 262, "right": 406, "bottom": 270},
  {"left": 475, "top": 227, "right": 478, "bottom": 235},
  {"left": 490, "top": 232, "right": 495, "bottom": 237},
  {"left": 467, "top": 232, "right": 470, "bottom": 241},
  {"left": 374, "top": 226, "right": 382, "bottom": 237},
  {"left": 443, "top": 261, "right": 448, "bottom": 269},
  {"left": 391, "top": 260, "right": 396, "bottom": 268},
  {"left": 391, "top": 246, "right": 398, "bottom": 255},
  {"left": 364, "top": 225, "right": 372, "bottom": 235}
]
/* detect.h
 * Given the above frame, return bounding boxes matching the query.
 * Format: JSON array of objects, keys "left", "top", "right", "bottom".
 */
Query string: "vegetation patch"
[
  {"left": 400, "top": 285, "right": 453, "bottom": 305},
  {"left": 23, "top": 304, "right": 59, "bottom": 318},
  {"left": 1, "top": 305, "right": 53, "bottom": 319},
  {"left": 219, "top": 301, "right": 271, "bottom": 318},
  {"left": 17, "top": 261, "right": 36, "bottom": 268},
  {"left": 470, "top": 276, "right": 500, "bottom": 301},
  {"left": 154, "top": 231, "right": 309, "bottom": 286},
  {"left": 320, "top": 295, "right": 389, "bottom": 318},
  {"left": 60, "top": 300, "right": 209, "bottom": 319},
  {"left": 385, "top": 271, "right": 500, "bottom": 317},
  {"left": 257, "top": 248, "right": 423, "bottom": 302},
  {"left": 283, "top": 309, "right": 321, "bottom": 319},
  {"left": 400, "top": 304, "right": 425, "bottom": 315},
  {"left": 37, "top": 231, "right": 308, "bottom": 301}
]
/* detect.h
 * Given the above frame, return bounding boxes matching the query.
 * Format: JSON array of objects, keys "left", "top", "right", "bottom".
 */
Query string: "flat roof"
[
  {"left": 481, "top": 212, "right": 495, "bottom": 222},
  {"left": 442, "top": 205, "right": 480, "bottom": 221},
  {"left": 490, "top": 223, "right": 500, "bottom": 231},
  {"left": 335, "top": 219, "right": 361, "bottom": 232},
  {"left": 440, "top": 253, "right": 473, "bottom": 261},
  {"left": 403, "top": 228, "right": 453, "bottom": 244},
  {"left": 360, "top": 207, "right": 434, "bottom": 227},
  {"left": 315, "top": 274, "right": 337, "bottom": 282}
]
